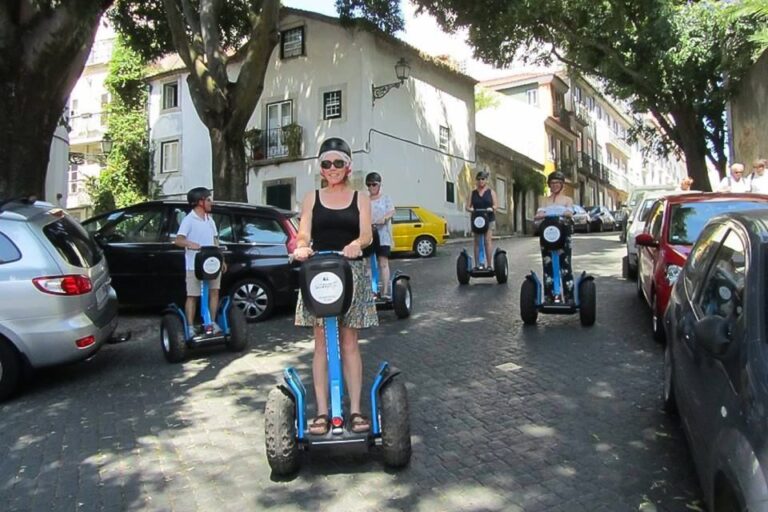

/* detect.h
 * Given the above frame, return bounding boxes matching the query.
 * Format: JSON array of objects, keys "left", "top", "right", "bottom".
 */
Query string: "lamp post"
[{"left": 372, "top": 58, "right": 411, "bottom": 107}]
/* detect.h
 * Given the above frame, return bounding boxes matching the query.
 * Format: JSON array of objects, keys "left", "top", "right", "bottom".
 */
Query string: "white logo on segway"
[
  {"left": 473, "top": 216, "right": 487, "bottom": 229},
  {"left": 309, "top": 272, "right": 344, "bottom": 304},
  {"left": 542, "top": 225, "right": 561, "bottom": 243},
  {"left": 203, "top": 257, "right": 221, "bottom": 274}
]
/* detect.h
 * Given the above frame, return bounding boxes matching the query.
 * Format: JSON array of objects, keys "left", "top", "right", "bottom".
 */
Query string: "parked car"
[
  {"left": 635, "top": 192, "right": 768, "bottom": 341},
  {"left": 625, "top": 193, "right": 671, "bottom": 279},
  {"left": 612, "top": 208, "right": 629, "bottom": 235},
  {"left": 0, "top": 198, "right": 118, "bottom": 401},
  {"left": 571, "top": 205, "right": 591, "bottom": 233},
  {"left": 586, "top": 205, "right": 616, "bottom": 232},
  {"left": 82, "top": 200, "right": 298, "bottom": 322},
  {"left": 391, "top": 206, "right": 448, "bottom": 257},
  {"left": 663, "top": 210, "right": 768, "bottom": 511}
]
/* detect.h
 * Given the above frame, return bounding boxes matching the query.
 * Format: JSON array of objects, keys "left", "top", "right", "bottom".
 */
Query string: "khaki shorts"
[{"left": 186, "top": 271, "right": 221, "bottom": 296}]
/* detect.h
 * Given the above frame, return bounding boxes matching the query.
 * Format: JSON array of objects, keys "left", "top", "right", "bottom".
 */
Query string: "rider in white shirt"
[
  {"left": 749, "top": 159, "right": 768, "bottom": 194},
  {"left": 717, "top": 163, "right": 749, "bottom": 193}
]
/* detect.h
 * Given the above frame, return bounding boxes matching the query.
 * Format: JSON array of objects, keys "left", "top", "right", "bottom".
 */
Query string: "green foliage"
[
  {"left": 727, "top": 0, "right": 768, "bottom": 58},
  {"left": 336, "top": 0, "right": 404, "bottom": 33},
  {"left": 475, "top": 86, "right": 501, "bottom": 112},
  {"left": 86, "top": 36, "right": 150, "bottom": 214},
  {"left": 512, "top": 167, "right": 545, "bottom": 196}
]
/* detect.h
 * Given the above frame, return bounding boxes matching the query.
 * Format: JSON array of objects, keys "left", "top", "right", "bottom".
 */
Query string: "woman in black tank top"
[
  {"left": 292, "top": 137, "right": 378, "bottom": 435},
  {"left": 466, "top": 170, "right": 499, "bottom": 268}
]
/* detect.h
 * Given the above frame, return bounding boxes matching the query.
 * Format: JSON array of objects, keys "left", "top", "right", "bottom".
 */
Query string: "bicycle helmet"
[
  {"left": 187, "top": 186, "right": 211, "bottom": 206},
  {"left": 318, "top": 137, "right": 351, "bottom": 158},
  {"left": 547, "top": 171, "right": 566, "bottom": 184},
  {"left": 365, "top": 172, "right": 382, "bottom": 184},
  {"left": 476, "top": 170, "right": 489, "bottom": 180}
]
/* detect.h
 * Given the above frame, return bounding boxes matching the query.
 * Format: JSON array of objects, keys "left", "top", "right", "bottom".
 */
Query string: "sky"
[{"left": 281, "top": 0, "right": 519, "bottom": 81}]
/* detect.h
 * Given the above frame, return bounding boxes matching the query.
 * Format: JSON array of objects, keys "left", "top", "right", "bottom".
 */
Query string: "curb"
[{"left": 444, "top": 234, "right": 518, "bottom": 245}]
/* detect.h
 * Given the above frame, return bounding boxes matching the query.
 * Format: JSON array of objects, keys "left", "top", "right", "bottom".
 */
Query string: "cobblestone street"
[{"left": 0, "top": 233, "right": 702, "bottom": 511}]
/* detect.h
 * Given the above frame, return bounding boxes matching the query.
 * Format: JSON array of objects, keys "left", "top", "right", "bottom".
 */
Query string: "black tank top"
[
  {"left": 311, "top": 190, "right": 360, "bottom": 252},
  {"left": 471, "top": 188, "right": 495, "bottom": 222}
]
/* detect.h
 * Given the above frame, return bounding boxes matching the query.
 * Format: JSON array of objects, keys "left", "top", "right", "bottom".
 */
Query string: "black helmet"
[
  {"left": 547, "top": 171, "right": 566, "bottom": 184},
  {"left": 187, "top": 186, "right": 211, "bottom": 206},
  {"left": 318, "top": 137, "right": 351, "bottom": 158},
  {"left": 476, "top": 170, "right": 489, "bottom": 180},
  {"left": 365, "top": 172, "right": 382, "bottom": 184}
]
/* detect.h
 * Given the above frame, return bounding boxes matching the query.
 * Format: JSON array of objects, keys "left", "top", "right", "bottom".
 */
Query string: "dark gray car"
[
  {"left": 0, "top": 199, "right": 118, "bottom": 401},
  {"left": 664, "top": 210, "right": 768, "bottom": 511}
]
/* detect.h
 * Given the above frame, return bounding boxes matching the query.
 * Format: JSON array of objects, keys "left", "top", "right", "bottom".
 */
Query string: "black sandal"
[
  {"left": 349, "top": 413, "right": 370, "bottom": 433},
  {"left": 309, "top": 414, "right": 330, "bottom": 435}
]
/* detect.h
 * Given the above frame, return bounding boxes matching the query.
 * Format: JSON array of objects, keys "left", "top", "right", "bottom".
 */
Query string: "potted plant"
[
  {"left": 281, "top": 123, "right": 302, "bottom": 158},
  {"left": 244, "top": 128, "right": 263, "bottom": 160}
]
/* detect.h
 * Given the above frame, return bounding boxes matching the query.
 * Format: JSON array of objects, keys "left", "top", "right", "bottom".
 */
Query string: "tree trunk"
[
  {"left": 209, "top": 127, "right": 248, "bottom": 202},
  {"left": 671, "top": 108, "right": 713, "bottom": 192}
]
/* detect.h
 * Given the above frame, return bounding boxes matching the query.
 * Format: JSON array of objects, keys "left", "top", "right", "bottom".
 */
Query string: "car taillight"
[
  {"left": 76, "top": 336, "right": 95, "bottom": 348},
  {"left": 33, "top": 275, "right": 93, "bottom": 295}
]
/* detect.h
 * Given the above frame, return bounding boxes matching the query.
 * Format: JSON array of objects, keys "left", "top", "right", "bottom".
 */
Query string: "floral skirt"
[
  {"left": 295, "top": 259, "right": 379, "bottom": 329},
  {"left": 541, "top": 232, "right": 574, "bottom": 301}
]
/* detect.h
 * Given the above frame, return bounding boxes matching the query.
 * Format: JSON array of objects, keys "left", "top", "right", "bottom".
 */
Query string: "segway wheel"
[
  {"left": 225, "top": 307, "right": 248, "bottom": 352},
  {"left": 494, "top": 252, "right": 508, "bottom": 284},
  {"left": 161, "top": 313, "right": 187, "bottom": 363},
  {"left": 579, "top": 280, "right": 597, "bottom": 327},
  {"left": 392, "top": 279, "right": 412, "bottom": 319},
  {"left": 264, "top": 387, "right": 300, "bottom": 476},
  {"left": 379, "top": 378, "right": 412, "bottom": 468},
  {"left": 456, "top": 253, "right": 470, "bottom": 285},
  {"left": 520, "top": 278, "right": 538, "bottom": 325}
]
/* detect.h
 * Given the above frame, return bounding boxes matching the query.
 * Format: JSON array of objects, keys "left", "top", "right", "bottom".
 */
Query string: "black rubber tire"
[
  {"left": 230, "top": 278, "right": 274, "bottom": 322},
  {"left": 520, "top": 278, "right": 538, "bottom": 325},
  {"left": 413, "top": 236, "right": 436, "bottom": 258},
  {"left": 379, "top": 379, "right": 412, "bottom": 468},
  {"left": 652, "top": 293, "right": 666, "bottom": 343},
  {"left": 264, "top": 386, "right": 300, "bottom": 476},
  {"left": 494, "top": 252, "right": 508, "bottom": 284},
  {"left": 662, "top": 342, "right": 678, "bottom": 414},
  {"left": 579, "top": 280, "right": 597, "bottom": 327},
  {"left": 392, "top": 279, "right": 412, "bottom": 319},
  {"left": 161, "top": 313, "right": 187, "bottom": 363},
  {"left": 456, "top": 253, "right": 470, "bottom": 285},
  {"left": 225, "top": 307, "right": 248, "bottom": 352},
  {"left": 0, "top": 340, "right": 21, "bottom": 402}
]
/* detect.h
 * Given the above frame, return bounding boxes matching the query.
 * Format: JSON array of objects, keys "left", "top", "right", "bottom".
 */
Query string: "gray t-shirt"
[{"left": 371, "top": 194, "right": 394, "bottom": 247}]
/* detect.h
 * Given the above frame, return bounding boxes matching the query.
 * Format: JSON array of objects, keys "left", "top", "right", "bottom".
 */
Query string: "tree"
[
  {"left": 727, "top": 0, "right": 768, "bottom": 57},
  {"left": 85, "top": 35, "right": 151, "bottom": 214},
  {"left": 0, "top": 0, "right": 114, "bottom": 198},
  {"left": 411, "top": 0, "right": 764, "bottom": 190}
]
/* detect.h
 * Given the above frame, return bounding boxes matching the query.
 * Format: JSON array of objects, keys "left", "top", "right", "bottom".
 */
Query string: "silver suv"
[{"left": 0, "top": 199, "right": 118, "bottom": 400}]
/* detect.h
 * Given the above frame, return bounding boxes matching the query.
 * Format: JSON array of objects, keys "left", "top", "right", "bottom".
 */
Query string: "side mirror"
[
  {"left": 694, "top": 315, "right": 731, "bottom": 356},
  {"left": 635, "top": 233, "right": 658, "bottom": 248}
]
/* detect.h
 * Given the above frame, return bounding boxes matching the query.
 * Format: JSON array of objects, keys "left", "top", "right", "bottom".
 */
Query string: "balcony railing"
[
  {"left": 607, "top": 131, "right": 631, "bottom": 156},
  {"left": 69, "top": 112, "right": 107, "bottom": 141},
  {"left": 263, "top": 124, "right": 303, "bottom": 160}
]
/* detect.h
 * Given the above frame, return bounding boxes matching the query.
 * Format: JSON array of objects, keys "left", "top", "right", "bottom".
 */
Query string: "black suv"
[{"left": 82, "top": 200, "right": 299, "bottom": 322}]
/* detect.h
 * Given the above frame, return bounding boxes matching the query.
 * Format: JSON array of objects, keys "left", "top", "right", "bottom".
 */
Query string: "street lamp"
[
  {"left": 371, "top": 58, "right": 411, "bottom": 107},
  {"left": 68, "top": 134, "right": 113, "bottom": 165},
  {"left": 100, "top": 134, "right": 113, "bottom": 155}
]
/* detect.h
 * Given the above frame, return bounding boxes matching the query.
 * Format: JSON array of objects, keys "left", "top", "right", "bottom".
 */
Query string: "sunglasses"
[
  {"left": 320, "top": 159, "right": 348, "bottom": 170},
  {"left": 366, "top": 182, "right": 380, "bottom": 187},
  {"left": 476, "top": 177, "right": 486, "bottom": 181}
]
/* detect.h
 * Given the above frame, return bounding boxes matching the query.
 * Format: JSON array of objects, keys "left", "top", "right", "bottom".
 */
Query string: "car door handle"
[{"left": 414, "top": 224, "right": 422, "bottom": 228}]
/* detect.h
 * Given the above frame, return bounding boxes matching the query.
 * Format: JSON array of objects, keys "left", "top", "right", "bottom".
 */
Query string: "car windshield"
[{"left": 668, "top": 200, "right": 768, "bottom": 245}]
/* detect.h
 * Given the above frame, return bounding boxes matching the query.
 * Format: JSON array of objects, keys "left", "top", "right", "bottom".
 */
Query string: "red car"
[{"left": 635, "top": 192, "right": 768, "bottom": 341}]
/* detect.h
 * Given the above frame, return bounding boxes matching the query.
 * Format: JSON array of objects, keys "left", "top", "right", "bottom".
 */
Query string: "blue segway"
[
  {"left": 370, "top": 252, "right": 412, "bottom": 319},
  {"left": 456, "top": 208, "right": 508, "bottom": 284},
  {"left": 264, "top": 252, "right": 411, "bottom": 476},
  {"left": 160, "top": 246, "right": 248, "bottom": 362},
  {"left": 520, "top": 206, "right": 596, "bottom": 326}
]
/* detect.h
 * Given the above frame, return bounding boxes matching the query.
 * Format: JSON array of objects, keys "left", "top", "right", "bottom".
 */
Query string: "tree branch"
[
  {"left": 649, "top": 108, "right": 683, "bottom": 149},
  {"left": 162, "top": 0, "right": 198, "bottom": 70},
  {"left": 180, "top": 0, "right": 201, "bottom": 36},
  {"left": 199, "top": 0, "right": 228, "bottom": 84}
]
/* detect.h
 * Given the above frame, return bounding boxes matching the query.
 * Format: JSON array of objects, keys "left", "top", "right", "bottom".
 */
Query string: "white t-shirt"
[
  {"left": 370, "top": 194, "right": 394, "bottom": 246},
  {"left": 750, "top": 173, "right": 768, "bottom": 194},
  {"left": 718, "top": 175, "right": 749, "bottom": 193},
  {"left": 177, "top": 209, "right": 218, "bottom": 270}
]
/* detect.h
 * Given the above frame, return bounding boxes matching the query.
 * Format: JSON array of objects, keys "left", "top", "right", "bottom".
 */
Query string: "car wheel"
[
  {"left": 663, "top": 341, "right": 677, "bottom": 414},
  {"left": 392, "top": 278, "right": 412, "bottom": 319},
  {"left": 225, "top": 307, "right": 248, "bottom": 352},
  {"left": 652, "top": 293, "right": 666, "bottom": 343},
  {"left": 161, "top": 313, "right": 187, "bottom": 363},
  {"left": 379, "top": 378, "right": 412, "bottom": 468},
  {"left": 0, "top": 341, "right": 21, "bottom": 402},
  {"left": 413, "top": 236, "right": 436, "bottom": 258},
  {"left": 520, "top": 278, "right": 538, "bottom": 325},
  {"left": 264, "top": 387, "right": 300, "bottom": 476},
  {"left": 231, "top": 278, "right": 274, "bottom": 322}
]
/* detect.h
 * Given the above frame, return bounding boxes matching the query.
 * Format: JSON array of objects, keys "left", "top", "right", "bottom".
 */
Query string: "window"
[
  {"left": 574, "top": 86, "right": 582, "bottom": 102},
  {"left": 162, "top": 82, "right": 179, "bottom": 110},
  {"left": 648, "top": 202, "right": 664, "bottom": 239},
  {"left": 161, "top": 140, "right": 179, "bottom": 173},
  {"left": 684, "top": 224, "right": 728, "bottom": 294},
  {"left": 446, "top": 181, "right": 455, "bottom": 203},
  {"left": 100, "top": 208, "right": 165, "bottom": 244},
  {"left": 100, "top": 93, "right": 110, "bottom": 127},
  {"left": 266, "top": 100, "right": 293, "bottom": 158},
  {"left": 43, "top": 216, "right": 103, "bottom": 267},
  {"left": 323, "top": 90, "right": 342, "bottom": 120},
  {"left": 439, "top": 126, "right": 450, "bottom": 151},
  {"left": 393, "top": 208, "right": 420, "bottom": 224},
  {"left": 70, "top": 99, "right": 79, "bottom": 117},
  {"left": 697, "top": 230, "right": 746, "bottom": 320},
  {"left": 668, "top": 200, "right": 767, "bottom": 246},
  {"left": 496, "top": 177, "right": 507, "bottom": 211},
  {"left": 0, "top": 232, "right": 21, "bottom": 264},
  {"left": 596, "top": 105, "right": 603, "bottom": 120},
  {"left": 587, "top": 96, "right": 594, "bottom": 111},
  {"left": 237, "top": 215, "right": 287, "bottom": 244},
  {"left": 68, "top": 165, "right": 81, "bottom": 194},
  {"left": 281, "top": 26, "right": 305, "bottom": 59},
  {"left": 526, "top": 88, "right": 538, "bottom": 105}
]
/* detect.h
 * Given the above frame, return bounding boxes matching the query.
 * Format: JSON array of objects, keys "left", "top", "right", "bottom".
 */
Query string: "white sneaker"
[{"left": 212, "top": 322, "right": 223, "bottom": 334}]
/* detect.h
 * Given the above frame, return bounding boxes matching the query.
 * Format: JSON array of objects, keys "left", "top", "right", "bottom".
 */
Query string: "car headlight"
[{"left": 666, "top": 264, "right": 682, "bottom": 285}]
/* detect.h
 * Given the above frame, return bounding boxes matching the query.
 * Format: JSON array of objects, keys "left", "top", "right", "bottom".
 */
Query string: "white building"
[{"left": 146, "top": 8, "right": 477, "bottom": 232}]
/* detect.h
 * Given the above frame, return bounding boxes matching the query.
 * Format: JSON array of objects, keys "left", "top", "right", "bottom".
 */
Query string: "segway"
[
  {"left": 264, "top": 252, "right": 411, "bottom": 475},
  {"left": 370, "top": 252, "right": 412, "bottom": 318},
  {"left": 520, "top": 206, "right": 596, "bottom": 326},
  {"left": 456, "top": 208, "right": 508, "bottom": 284},
  {"left": 160, "top": 246, "right": 248, "bottom": 362}
]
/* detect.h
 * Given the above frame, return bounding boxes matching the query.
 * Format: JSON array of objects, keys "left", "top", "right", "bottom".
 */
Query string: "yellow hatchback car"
[{"left": 391, "top": 206, "right": 448, "bottom": 257}]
